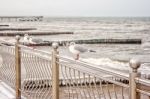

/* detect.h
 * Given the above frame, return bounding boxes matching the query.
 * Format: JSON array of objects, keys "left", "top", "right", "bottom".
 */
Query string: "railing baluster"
[
  {"left": 15, "top": 35, "right": 21, "bottom": 99},
  {"left": 129, "top": 59, "right": 141, "bottom": 99},
  {"left": 112, "top": 84, "right": 118, "bottom": 99},
  {"left": 73, "top": 69, "right": 82, "bottom": 99},
  {"left": 93, "top": 77, "right": 101, "bottom": 98},
  {"left": 64, "top": 66, "right": 73, "bottom": 98},
  {"left": 83, "top": 73, "right": 91, "bottom": 98},
  {"left": 106, "top": 81, "right": 111, "bottom": 99},
  {"left": 79, "top": 71, "right": 87, "bottom": 99},
  {"left": 52, "top": 42, "right": 59, "bottom": 99},
  {"left": 99, "top": 79, "right": 106, "bottom": 99}
]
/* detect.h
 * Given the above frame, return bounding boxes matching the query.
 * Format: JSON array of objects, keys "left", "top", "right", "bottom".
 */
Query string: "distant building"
[{"left": 0, "top": 16, "right": 43, "bottom": 22}]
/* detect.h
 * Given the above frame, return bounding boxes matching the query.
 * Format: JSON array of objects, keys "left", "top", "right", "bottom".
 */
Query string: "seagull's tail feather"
[{"left": 88, "top": 49, "right": 96, "bottom": 53}]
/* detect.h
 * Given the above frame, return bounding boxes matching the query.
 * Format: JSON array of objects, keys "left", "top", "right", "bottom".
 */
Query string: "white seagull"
[
  {"left": 69, "top": 42, "right": 96, "bottom": 60},
  {"left": 29, "top": 36, "right": 43, "bottom": 45},
  {"left": 23, "top": 34, "right": 30, "bottom": 44},
  {"left": 23, "top": 34, "right": 43, "bottom": 49},
  {"left": 23, "top": 34, "right": 43, "bottom": 45}
]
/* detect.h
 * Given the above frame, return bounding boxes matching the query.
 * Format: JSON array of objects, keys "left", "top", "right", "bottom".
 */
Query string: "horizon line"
[{"left": 0, "top": 15, "right": 150, "bottom": 18}]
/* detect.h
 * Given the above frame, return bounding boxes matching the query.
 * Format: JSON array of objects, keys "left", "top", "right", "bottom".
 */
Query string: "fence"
[{"left": 0, "top": 36, "right": 150, "bottom": 99}]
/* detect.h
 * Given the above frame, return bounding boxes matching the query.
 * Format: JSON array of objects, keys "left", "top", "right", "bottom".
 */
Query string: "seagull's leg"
[
  {"left": 32, "top": 46, "right": 36, "bottom": 49},
  {"left": 75, "top": 54, "right": 79, "bottom": 60},
  {"left": 28, "top": 44, "right": 35, "bottom": 49},
  {"left": 27, "top": 45, "right": 32, "bottom": 48}
]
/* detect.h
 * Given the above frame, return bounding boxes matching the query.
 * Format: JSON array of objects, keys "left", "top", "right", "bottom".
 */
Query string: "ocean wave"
[
  {"left": 81, "top": 58, "right": 150, "bottom": 78},
  {"left": 82, "top": 58, "right": 129, "bottom": 70}
]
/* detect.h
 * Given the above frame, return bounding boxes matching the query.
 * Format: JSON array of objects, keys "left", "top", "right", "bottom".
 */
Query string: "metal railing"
[{"left": 0, "top": 36, "right": 150, "bottom": 99}]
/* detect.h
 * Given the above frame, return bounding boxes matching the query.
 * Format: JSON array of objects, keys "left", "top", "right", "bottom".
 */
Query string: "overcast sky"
[{"left": 0, "top": 0, "right": 150, "bottom": 17}]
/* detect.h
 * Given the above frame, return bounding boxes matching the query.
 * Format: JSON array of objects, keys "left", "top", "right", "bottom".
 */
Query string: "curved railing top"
[
  {"left": 0, "top": 39, "right": 51, "bottom": 60},
  {"left": 136, "top": 78, "right": 150, "bottom": 87},
  {"left": 0, "top": 39, "right": 150, "bottom": 99},
  {"left": 58, "top": 55, "right": 129, "bottom": 80}
]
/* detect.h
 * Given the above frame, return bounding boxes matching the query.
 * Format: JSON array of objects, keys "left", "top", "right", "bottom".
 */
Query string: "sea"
[{"left": 1, "top": 17, "right": 150, "bottom": 77}]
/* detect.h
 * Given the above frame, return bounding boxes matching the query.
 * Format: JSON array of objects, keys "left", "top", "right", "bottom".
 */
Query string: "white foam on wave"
[
  {"left": 81, "top": 58, "right": 129, "bottom": 70},
  {"left": 81, "top": 58, "right": 150, "bottom": 78}
]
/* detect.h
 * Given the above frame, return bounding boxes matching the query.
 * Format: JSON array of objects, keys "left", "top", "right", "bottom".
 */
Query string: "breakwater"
[
  {"left": 0, "top": 25, "right": 9, "bottom": 27},
  {"left": 21, "top": 38, "right": 141, "bottom": 46},
  {"left": 69, "top": 38, "right": 141, "bottom": 44},
  {"left": 0, "top": 28, "right": 37, "bottom": 31},
  {"left": 0, "top": 31, "right": 73, "bottom": 36}
]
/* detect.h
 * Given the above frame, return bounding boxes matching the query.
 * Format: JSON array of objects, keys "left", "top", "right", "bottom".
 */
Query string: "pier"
[
  {"left": 0, "top": 37, "right": 150, "bottom": 99},
  {"left": 0, "top": 16, "right": 43, "bottom": 22}
]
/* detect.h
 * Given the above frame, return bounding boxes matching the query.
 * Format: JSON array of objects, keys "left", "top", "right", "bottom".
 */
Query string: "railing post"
[
  {"left": 15, "top": 35, "right": 21, "bottom": 99},
  {"left": 52, "top": 42, "right": 59, "bottom": 99},
  {"left": 129, "top": 59, "right": 141, "bottom": 99}
]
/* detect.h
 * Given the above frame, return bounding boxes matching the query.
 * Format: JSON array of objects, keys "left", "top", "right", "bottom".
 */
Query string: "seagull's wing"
[
  {"left": 23, "top": 36, "right": 30, "bottom": 44},
  {"left": 31, "top": 38, "right": 43, "bottom": 43},
  {"left": 74, "top": 45, "right": 88, "bottom": 53}
]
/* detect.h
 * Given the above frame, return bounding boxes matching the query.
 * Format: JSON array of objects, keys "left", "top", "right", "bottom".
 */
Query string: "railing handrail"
[
  {"left": 1, "top": 40, "right": 149, "bottom": 83},
  {"left": 0, "top": 39, "right": 52, "bottom": 60},
  {"left": 58, "top": 61, "right": 130, "bottom": 88},
  {"left": 18, "top": 44, "right": 51, "bottom": 56},
  {"left": 1, "top": 39, "right": 150, "bottom": 99},
  {"left": 0, "top": 39, "right": 129, "bottom": 80},
  {"left": 0, "top": 39, "right": 15, "bottom": 45},
  {"left": 0, "top": 42, "right": 15, "bottom": 49},
  {"left": 135, "top": 78, "right": 150, "bottom": 97},
  {"left": 0, "top": 39, "right": 51, "bottom": 55},
  {"left": 58, "top": 55, "right": 129, "bottom": 80},
  {"left": 135, "top": 78, "right": 150, "bottom": 87},
  {"left": 136, "top": 89, "right": 150, "bottom": 96}
]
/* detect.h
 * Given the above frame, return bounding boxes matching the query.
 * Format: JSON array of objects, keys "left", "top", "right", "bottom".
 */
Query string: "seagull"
[
  {"left": 23, "top": 34, "right": 30, "bottom": 44},
  {"left": 23, "top": 34, "right": 43, "bottom": 45},
  {"left": 29, "top": 37, "right": 43, "bottom": 45},
  {"left": 23, "top": 34, "right": 43, "bottom": 49},
  {"left": 69, "top": 42, "right": 96, "bottom": 60}
]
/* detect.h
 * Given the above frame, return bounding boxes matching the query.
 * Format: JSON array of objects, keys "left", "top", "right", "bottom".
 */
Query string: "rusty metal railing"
[{"left": 0, "top": 36, "right": 150, "bottom": 99}]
